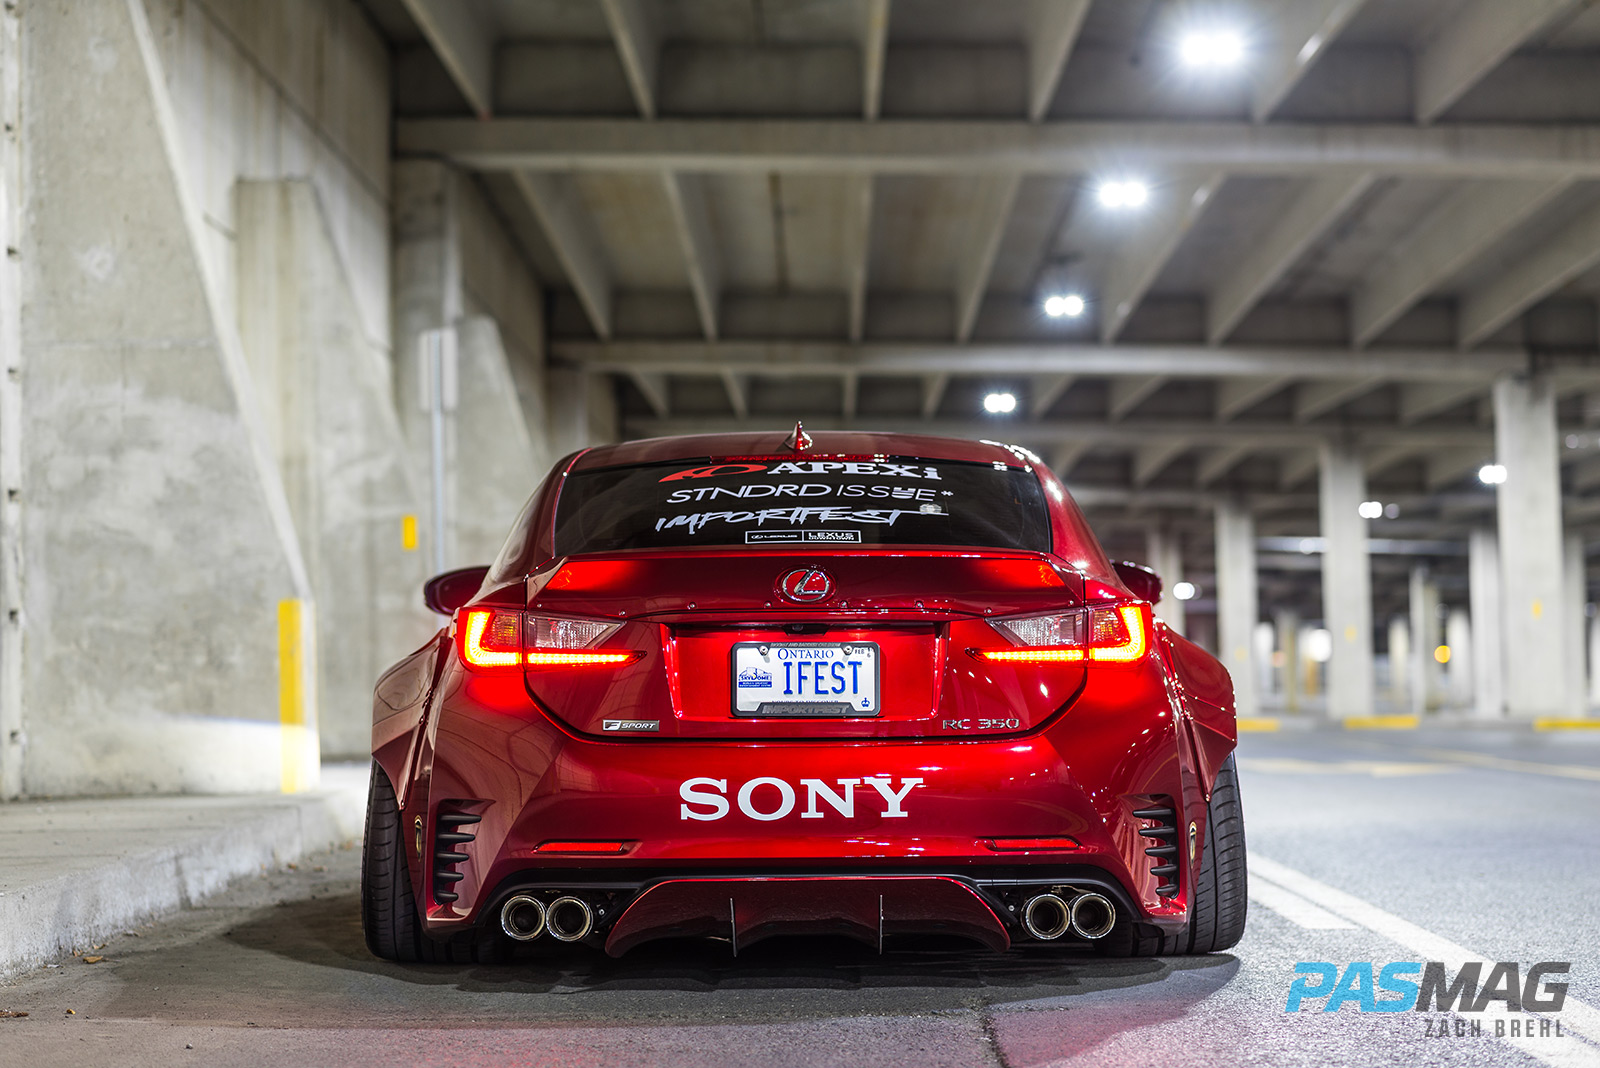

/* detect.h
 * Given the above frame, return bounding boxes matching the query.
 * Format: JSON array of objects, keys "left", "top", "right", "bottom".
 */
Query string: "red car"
[{"left": 361, "top": 429, "right": 1246, "bottom": 963}]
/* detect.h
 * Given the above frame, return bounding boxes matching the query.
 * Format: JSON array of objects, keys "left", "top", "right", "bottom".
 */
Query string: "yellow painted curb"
[
  {"left": 1343, "top": 715, "right": 1420, "bottom": 730},
  {"left": 1533, "top": 718, "right": 1600, "bottom": 731},
  {"left": 1236, "top": 717, "right": 1280, "bottom": 732}
]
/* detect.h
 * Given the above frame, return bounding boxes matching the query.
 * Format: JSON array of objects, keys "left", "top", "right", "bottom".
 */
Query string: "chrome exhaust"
[
  {"left": 1069, "top": 892, "right": 1117, "bottom": 940},
  {"left": 1021, "top": 893, "right": 1072, "bottom": 941},
  {"left": 545, "top": 895, "right": 595, "bottom": 942},
  {"left": 500, "top": 894, "right": 547, "bottom": 941}
]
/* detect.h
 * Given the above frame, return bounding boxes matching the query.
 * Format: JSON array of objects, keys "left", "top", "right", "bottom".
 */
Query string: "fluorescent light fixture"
[
  {"left": 1172, "top": 581, "right": 1198, "bottom": 601},
  {"left": 983, "top": 392, "right": 1017, "bottom": 414},
  {"left": 1357, "top": 500, "right": 1383, "bottom": 519},
  {"left": 1043, "top": 293, "right": 1086, "bottom": 318},
  {"left": 1179, "top": 29, "right": 1245, "bottom": 69},
  {"left": 1096, "top": 179, "right": 1149, "bottom": 210},
  {"left": 1478, "top": 464, "right": 1507, "bottom": 485}
]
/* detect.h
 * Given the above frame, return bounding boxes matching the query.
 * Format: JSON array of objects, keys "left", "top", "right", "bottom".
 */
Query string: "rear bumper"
[{"left": 406, "top": 658, "right": 1219, "bottom": 950}]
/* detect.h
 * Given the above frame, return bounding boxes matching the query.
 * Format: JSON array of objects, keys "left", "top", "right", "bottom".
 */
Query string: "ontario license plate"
[{"left": 731, "top": 642, "right": 880, "bottom": 717}]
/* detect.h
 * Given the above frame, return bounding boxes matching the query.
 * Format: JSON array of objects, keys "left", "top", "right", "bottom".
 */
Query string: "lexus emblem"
[{"left": 778, "top": 567, "right": 835, "bottom": 604}]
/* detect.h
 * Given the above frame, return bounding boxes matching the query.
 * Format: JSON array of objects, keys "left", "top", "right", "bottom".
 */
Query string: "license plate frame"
[{"left": 730, "top": 642, "right": 881, "bottom": 718}]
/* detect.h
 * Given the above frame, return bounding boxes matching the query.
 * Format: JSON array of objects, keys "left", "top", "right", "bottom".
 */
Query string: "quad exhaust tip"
[
  {"left": 1069, "top": 892, "right": 1117, "bottom": 940},
  {"left": 1021, "top": 893, "right": 1072, "bottom": 941},
  {"left": 500, "top": 895, "right": 547, "bottom": 941},
  {"left": 545, "top": 895, "right": 596, "bottom": 942}
]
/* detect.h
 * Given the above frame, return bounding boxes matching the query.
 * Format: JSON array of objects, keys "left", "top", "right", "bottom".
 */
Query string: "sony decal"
[{"left": 678, "top": 776, "right": 924, "bottom": 822}]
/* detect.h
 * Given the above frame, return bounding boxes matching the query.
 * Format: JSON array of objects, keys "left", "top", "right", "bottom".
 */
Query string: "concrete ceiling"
[{"left": 365, "top": 0, "right": 1600, "bottom": 610}]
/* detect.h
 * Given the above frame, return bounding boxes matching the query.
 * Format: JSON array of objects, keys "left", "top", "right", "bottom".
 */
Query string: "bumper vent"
[
  {"left": 432, "top": 808, "right": 481, "bottom": 904},
  {"left": 1133, "top": 804, "right": 1179, "bottom": 897}
]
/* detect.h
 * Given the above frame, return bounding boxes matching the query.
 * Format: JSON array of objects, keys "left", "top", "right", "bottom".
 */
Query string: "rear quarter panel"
[{"left": 1158, "top": 623, "right": 1238, "bottom": 796}]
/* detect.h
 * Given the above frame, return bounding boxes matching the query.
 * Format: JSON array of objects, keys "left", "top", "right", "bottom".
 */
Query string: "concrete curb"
[{"left": 0, "top": 764, "right": 368, "bottom": 980}]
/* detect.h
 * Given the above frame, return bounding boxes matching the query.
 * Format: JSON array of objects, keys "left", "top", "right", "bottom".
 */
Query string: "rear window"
[{"left": 554, "top": 457, "right": 1052, "bottom": 555}]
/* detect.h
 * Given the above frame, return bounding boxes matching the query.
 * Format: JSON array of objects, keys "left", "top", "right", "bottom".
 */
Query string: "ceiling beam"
[
  {"left": 396, "top": 119, "right": 1600, "bottom": 180},
  {"left": 1207, "top": 173, "right": 1373, "bottom": 343},
  {"left": 1414, "top": 0, "right": 1574, "bottom": 123},
  {"left": 860, "top": 0, "right": 890, "bottom": 121},
  {"left": 1363, "top": 442, "right": 1421, "bottom": 478},
  {"left": 399, "top": 0, "right": 494, "bottom": 118},
  {"left": 1048, "top": 442, "right": 1093, "bottom": 480},
  {"left": 620, "top": 416, "right": 1498, "bottom": 451},
  {"left": 1351, "top": 179, "right": 1570, "bottom": 346},
  {"left": 1279, "top": 450, "right": 1321, "bottom": 489},
  {"left": 1426, "top": 450, "right": 1492, "bottom": 490},
  {"left": 845, "top": 175, "right": 874, "bottom": 342},
  {"left": 1197, "top": 444, "right": 1257, "bottom": 486},
  {"left": 661, "top": 172, "right": 721, "bottom": 339},
  {"left": 554, "top": 340, "right": 1528, "bottom": 381},
  {"left": 1101, "top": 172, "right": 1224, "bottom": 342},
  {"left": 1030, "top": 374, "right": 1076, "bottom": 418},
  {"left": 921, "top": 373, "right": 949, "bottom": 419},
  {"left": 1294, "top": 377, "right": 1385, "bottom": 422},
  {"left": 720, "top": 370, "right": 748, "bottom": 419},
  {"left": 1398, "top": 381, "right": 1486, "bottom": 425},
  {"left": 1459, "top": 198, "right": 1600, "bottom": 349},
  {"left": 629, "top": 370, "right": 670, "bottom": 418},
  {"left": 1133, "top": 440, "right": 1191, "bottom": 487},
  {"left": 512, "top": 172, "right": 613, "bottom": 339},
  {"left": 954, "top": 175, "right": 1022, "bottom": 341},
  {"left": 1108, "top": 375, "right": 1168, "bottom": 421},
  {"left": 1250, "top": 0, "right": 1371, "bottom": 122},
  {"left": 1215, "top": 375, "right": 1291, "bottom": 421},
  {"left": 841, "top": 373, "right": 859, "bottom": 419},
  {"left": 1026, "top": 0, "right": 1091, "bottom": 122},
  {"left": 599, "top": 0, "right": 659, "bottom": 119}
]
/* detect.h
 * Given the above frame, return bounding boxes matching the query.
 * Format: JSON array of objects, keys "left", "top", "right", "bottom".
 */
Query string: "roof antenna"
[{"left": 784, "top": 420, "right": 813, "bottom": 452}]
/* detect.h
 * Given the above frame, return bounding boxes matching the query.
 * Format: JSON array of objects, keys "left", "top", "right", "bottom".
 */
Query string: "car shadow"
[{"left": 216, "top": 890, "right": 1241, "bottom": 1021}]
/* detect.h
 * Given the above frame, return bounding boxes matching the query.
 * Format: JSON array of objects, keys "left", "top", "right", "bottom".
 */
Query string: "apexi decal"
[
  {"left": 1286, "top": 961, "right": 1570, "bottom": 1020},
  {"left": 659, "top": 462, "right": 943, "bottom": 482},
  {"left": 679, "top": 776, "right": 923, "bottom": 821},
  {"left": 665, "top": 483, "right": 945, "bottom": 503},
  {"left": 655, "top": 507, "right": 936, "bottom": 536}
]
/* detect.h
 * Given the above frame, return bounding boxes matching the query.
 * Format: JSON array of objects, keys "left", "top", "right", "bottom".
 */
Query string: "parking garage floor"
[{"left": 1, "top": 729, "right": 1597, "bottom": 1068}]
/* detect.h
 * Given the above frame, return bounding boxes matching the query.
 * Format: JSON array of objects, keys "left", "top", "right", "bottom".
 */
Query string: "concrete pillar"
[
  {"left": 1275, "top": 610, "right": 1300, "bottom": 713},
  {"left": 1388, "top": 617, "right": 1410, "bottom": 710},
  {"left": 454, "top": 317, "right": 542, "bottom": 563},
  {"left": 1145, "top": 528, "right": 1186, "bottom": 633},
  {"left": 1446, "top": 608, "right": 1473, "bottom": 708},
  {"left": 1469, "top": 528, "right": 1505, "bottom": 717},
  {"left": 1318, "top": 444, "right": 1375, "bottom": 719},
  {"left": 1493, "top": 376, "right": 1568, "bottom": 718},
  {"left": 18, "top": 0, "right": 315, "bottom": 793},
  {"left": 235, "top": 181, "right": 437, "bottom": 758},
  {"left": 1407, "top": 567, "right": 1440, "bottom": 715},
  {"left": 1214, "top": 502, "right": 1258, "bottom": 717},
  {"left": 1590, "top": 615, "right": 1600, "bottom": 709},
  {"left": 547, "top": 369, "right": 620, "bottom": 458},
  {"left": 1564, "top": 532, "right": 1587, "bottom": 717},
  {"left": 0, "top": 0, "right": 22, "bottom": 799}
]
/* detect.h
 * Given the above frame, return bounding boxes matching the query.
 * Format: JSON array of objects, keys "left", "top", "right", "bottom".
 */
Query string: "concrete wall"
[
  {"left": 18, "top": 0, "right": 316, "bottom": 795},
  {"left": 236, "top": 181, "right": 435, "bottom": 758},
  {"left": 0, "top": 0, "right": 23, "bottom": 797}
]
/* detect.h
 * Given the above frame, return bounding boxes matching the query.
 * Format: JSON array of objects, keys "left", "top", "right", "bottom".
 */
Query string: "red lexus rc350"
[{"left": 362, "top": 429, "right": 1247, "bottom": 963}]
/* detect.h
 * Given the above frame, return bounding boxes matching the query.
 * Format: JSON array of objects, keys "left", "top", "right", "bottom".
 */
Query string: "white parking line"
[
  {"left": 1247, "top": 878, "right": 1356, "bottom": 929},
  {"left": 1252, "top": 855, "right": 1600, "bottom": 1067}
]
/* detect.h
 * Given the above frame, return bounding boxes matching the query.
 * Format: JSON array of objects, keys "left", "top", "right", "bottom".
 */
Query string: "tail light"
[
  {"left": 973, "top": 603, "right": 1150, "bottom": 664},
  {"left": 456, "top": 608, "right": 640, "bottom": 672}
]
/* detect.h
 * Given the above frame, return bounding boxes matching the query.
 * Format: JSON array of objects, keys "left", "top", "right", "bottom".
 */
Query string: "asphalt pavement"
[{"left": 2, "top": 727, "right": 1598, "bottom": 1068}]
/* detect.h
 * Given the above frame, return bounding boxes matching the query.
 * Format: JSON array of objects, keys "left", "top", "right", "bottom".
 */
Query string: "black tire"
[
  {"left": 1098, "top": 753, "right": 1248, "bottom": 956},
  {"left": 361, "top": 762, "right": 505, "bottom": 964}
]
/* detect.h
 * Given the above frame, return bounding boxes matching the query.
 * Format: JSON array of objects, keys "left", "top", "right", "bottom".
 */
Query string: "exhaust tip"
[
  {"left": 1069, "top": 892, "right": 1116, "bottom": 940},
  {"left": 500, "top": 894, "right": 547, "bottom": 941},
  {"left": 546, "top": 895, "right": 595, "bottom": 942},
  {"left": 1021, "top": 893, "right": 1072, "bottom": 941}
]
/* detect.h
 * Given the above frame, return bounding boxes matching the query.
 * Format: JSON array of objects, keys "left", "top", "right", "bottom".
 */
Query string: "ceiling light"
[
  {"left": 1383, "top": 503, "right": 1400, "bottom": 519},
  {"left": 1357, "top": 500, "right": 1383, "bottom": 520},
  {"left": 1096, "top": 179, "right": 1149, "bottom": 210},
  {"left": 1172, "top": 581, "right": 1198, "bottom": 601},
  {"left": 1043, "top": 293, "right": 1086, "bottom": 318},
  {"left": 1478, "top": 464, "right": 1507, "bottom": 486},
  {"left": 1179, "top": 29, "right": 1245, "bottom": 69},
  {"left": 983, "top": 392, "right": 1017, "bottom": 414}
]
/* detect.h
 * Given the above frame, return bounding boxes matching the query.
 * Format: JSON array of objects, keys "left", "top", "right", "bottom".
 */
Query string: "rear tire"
[
  {"left": 1097, "top": 753, "right": 1248, "bottom": 956},
  {"left": 361, "top": 762, "right": 504, "bottom": 964}
]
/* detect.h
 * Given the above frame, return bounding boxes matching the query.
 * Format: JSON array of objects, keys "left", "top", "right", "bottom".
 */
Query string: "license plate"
[{"left": 731, "top": 642, "right": 880, "bottom": 717}]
